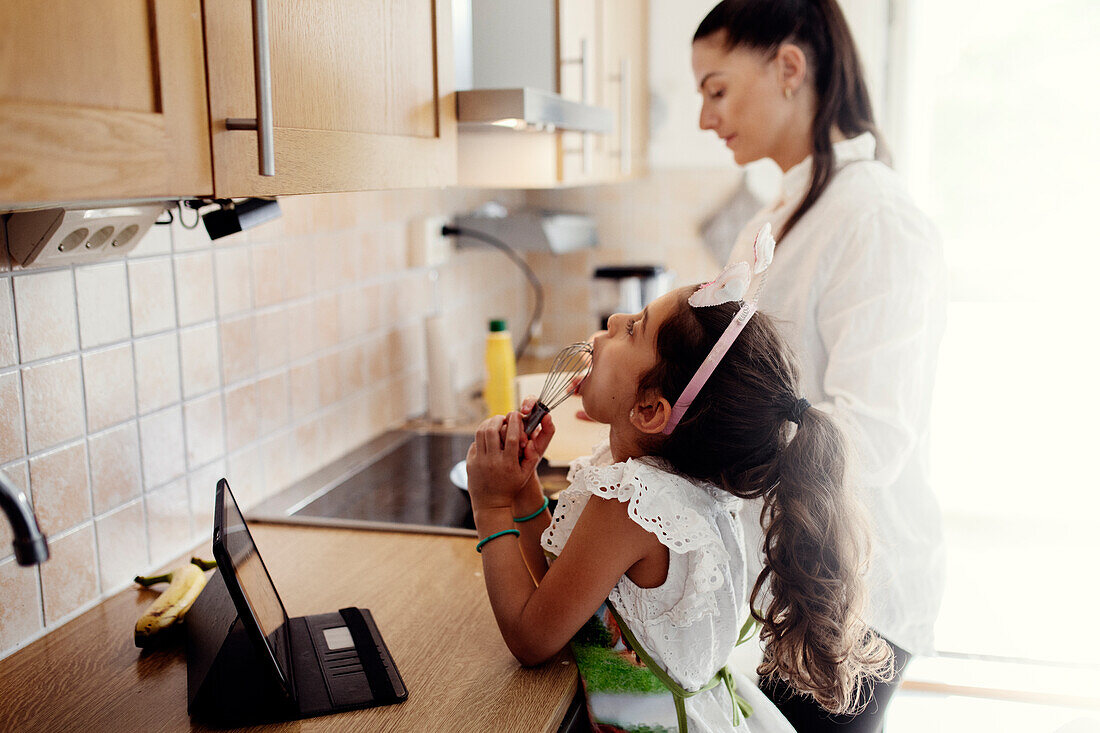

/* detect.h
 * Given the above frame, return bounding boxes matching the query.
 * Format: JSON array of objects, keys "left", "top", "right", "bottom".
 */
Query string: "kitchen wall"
[
  {"left": 524, "top": 168, "right": 744, "bottom": 347},
  {"left": 0, "top": 163, "right": 744, "bottom": 661},
  {"left": 0, "top": 186, "right": 526, "bottom": 658}
]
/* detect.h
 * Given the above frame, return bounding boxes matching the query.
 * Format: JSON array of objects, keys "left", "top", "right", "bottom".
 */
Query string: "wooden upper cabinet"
[
  {"left": 203, "top": 0, "right": 456, "bottom": 197},
  {"left": 599, "top": 0, "right": 648, "bottom": 180},
  {"left": 0, "top": 0, "right": 212, "bottom": 206},
  {"left": 558, "top": 0, "right": 602, "bottom": 184}
]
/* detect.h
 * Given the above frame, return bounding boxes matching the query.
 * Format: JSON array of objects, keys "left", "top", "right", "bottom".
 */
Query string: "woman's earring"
[
  {"left": 784, "top": 87, "right": 793, "bottom": 100},
  {"left": 630, "top": 408, "right": 636, "bottom": 419}
]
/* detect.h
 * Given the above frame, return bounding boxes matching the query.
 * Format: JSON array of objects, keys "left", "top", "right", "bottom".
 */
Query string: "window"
[{"left": 892, "top": 0, "right": 1100, "bottom": 668}]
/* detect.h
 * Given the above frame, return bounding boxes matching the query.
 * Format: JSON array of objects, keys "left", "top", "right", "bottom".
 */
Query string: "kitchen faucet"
[{"left": 0, "top": 469, "right": 49, "bottom": 565}]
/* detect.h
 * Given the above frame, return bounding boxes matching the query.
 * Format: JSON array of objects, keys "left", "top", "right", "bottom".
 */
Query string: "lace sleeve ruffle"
[{"left": 543, "top": 456, "right": 740, "bottom": 628}]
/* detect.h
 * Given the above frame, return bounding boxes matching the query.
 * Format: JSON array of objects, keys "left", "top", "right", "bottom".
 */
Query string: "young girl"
[{"left": 466, "top": 228, "right": 892, "bottom": 732}]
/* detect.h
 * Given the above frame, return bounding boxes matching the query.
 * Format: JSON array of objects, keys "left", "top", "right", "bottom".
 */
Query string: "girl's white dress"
[{"left": 542, "top": 441, "right": 795, "bottom": 733}]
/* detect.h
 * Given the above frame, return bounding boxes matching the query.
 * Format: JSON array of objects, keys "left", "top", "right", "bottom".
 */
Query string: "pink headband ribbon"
[{"left": 662, "top": 223, "right": 775, "bottom": 435}]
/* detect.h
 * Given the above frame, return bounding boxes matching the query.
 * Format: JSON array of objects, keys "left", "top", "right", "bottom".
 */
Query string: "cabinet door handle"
[
  {"left": 226, "top": 0, "right": 275, "bottom": 176},
  {"left": 562, "top": 37, "right": 592, "bottom": 175},
  {"left": 619, "top": 58, "right": 631, "bottom": 176},
  {"left": 581, "top": 38, "right": 591, "bottom": 174},
  {"left": 579, "top": 38, "right": 590, "bottom": 105}
]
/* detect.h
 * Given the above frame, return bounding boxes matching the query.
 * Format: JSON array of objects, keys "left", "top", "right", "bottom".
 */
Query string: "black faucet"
[{"left": 0, "top": 469, "right": 49, "bottom": 566}]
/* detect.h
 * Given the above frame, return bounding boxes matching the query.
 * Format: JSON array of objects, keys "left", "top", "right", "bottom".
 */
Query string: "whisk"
[{"left": 522, "top": 342, "right": 593, "bottom": 434}]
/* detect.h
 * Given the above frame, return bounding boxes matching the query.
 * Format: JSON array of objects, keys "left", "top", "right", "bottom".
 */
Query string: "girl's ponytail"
[
  {"left": 750, "top": 405, "right": 893, "bottom": 714},
  {"left": 643, "top": 298, "right": 893, "bottom": 713}
]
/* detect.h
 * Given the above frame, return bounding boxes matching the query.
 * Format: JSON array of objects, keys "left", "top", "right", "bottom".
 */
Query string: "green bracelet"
[
  {"left": 476, "top": 529, "right": 520, "bottom": 553},
  {"left": 513, "top": 496, "right": 549, "bottom": 523}
]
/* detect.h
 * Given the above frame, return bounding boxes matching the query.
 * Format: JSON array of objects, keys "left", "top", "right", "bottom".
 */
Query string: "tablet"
[{"left": 213, "top": 478, "right": 295, "bottom": 700}]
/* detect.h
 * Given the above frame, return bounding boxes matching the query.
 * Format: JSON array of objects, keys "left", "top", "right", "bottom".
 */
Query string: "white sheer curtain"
[{"left": 893, "top": 0, "right": 1100, "bottom": 666}]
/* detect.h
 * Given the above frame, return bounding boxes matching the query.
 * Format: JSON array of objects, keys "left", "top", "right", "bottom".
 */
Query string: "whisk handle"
[{"left": 523, "top": 402, "right": 551, "bottom": 435}]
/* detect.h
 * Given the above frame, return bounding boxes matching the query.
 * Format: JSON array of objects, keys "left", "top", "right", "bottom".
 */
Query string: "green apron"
[{"left": 569, "top": 599, "right": 758, "bottom": 733}]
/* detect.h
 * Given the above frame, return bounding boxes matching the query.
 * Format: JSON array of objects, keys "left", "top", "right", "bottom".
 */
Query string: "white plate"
[{"left": 450, "top": 459, "right": 468, "bottom": 491}]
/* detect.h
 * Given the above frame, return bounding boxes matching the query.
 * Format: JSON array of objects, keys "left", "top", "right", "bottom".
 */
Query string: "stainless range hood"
[
  {"left": 453, "top": 0, "right": 612, "bottom": 134},
  {"left": 455, "top": 88, "right": 612, "bottom": 134}
]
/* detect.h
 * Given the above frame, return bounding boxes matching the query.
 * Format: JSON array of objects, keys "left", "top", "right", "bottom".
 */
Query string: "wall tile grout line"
[
  {"left": 205, "top": 228, "right": 230, "bottom": 548},
  {"left": 242, "top": 239, "right": 269, "bottom": 511},
  {"left": 10, "top": 267, "right": 45, "bottom": 631},
  {"left": 167, "top": 225, "right": 195, "bottom": 556},
  {"left": 68, "top": 260, "right": 107, "bottom": 609},
  {"left": 123, "top": 254, "right": 154, "bottom": 579},
  {"left": 147, "top": 223, "right": 194, "bottom": 558}
]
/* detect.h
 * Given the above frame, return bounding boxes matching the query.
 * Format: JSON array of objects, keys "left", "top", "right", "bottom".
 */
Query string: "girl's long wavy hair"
[
  {"left": 638, "top": 291, "right": 893, "bottom": 714},
  {"left": 694, "top": 0, "right": 889, "bottom": 242}
]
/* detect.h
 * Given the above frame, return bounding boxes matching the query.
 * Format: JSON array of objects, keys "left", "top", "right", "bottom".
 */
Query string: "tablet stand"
[{"left": 185, "top": 569, "right": 296, "bottom": 726}]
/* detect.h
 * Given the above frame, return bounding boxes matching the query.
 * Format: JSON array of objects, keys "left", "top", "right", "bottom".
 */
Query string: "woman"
[{"left": 691, "top": 1, "right": 947, "bottom": 730}]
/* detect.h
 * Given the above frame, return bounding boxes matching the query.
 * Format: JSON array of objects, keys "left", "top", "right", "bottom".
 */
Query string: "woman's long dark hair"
[
  {"left": 638, "top": 291, "right": 892, "bottom": 714},
  {"left": 694, "top": 0, "right": 888, "bottom": 242}
]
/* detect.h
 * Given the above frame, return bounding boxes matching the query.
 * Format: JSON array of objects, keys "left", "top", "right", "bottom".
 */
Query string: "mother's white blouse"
[{"left": 726, "top": 132, "right": 948, "bottom": 655}]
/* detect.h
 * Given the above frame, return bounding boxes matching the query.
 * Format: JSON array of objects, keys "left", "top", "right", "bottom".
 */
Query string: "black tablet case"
[{"left": 185, "top": 481, "right": 407, "bottom": 726}]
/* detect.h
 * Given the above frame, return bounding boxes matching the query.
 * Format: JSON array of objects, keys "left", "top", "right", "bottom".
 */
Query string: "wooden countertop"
[{"left": 0, "top": 524, "right": 577, "bottom": 731}]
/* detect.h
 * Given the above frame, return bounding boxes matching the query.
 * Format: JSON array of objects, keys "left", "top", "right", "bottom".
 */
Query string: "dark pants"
[{"left": 759, "top": 637, "right": 912, "bottom": 733}]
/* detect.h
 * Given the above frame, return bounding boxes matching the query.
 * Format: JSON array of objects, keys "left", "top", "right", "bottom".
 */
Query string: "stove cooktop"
[{"left": 248, "top": 430, "right": 479, "bottom": 536}]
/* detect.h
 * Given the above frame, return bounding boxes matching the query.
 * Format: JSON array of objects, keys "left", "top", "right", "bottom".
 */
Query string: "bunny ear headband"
[{"left": 662, "top": 223, "right": 775, "bottom": 435}]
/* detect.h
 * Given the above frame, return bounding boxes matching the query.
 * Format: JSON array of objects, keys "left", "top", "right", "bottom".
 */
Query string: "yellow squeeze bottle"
[{"left": 484, "top": 319, "right": 517, "bottom": 416}]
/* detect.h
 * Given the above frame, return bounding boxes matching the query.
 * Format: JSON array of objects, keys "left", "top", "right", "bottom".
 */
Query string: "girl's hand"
[
  {"left": 467, "top": 409, "right": 555, "bottom": 512},
  {"left": 498, "top": 396, "right": 556, "bottom": 461},
  {"left": 517, "top": 395, "right": 555, "bottom": 465}
]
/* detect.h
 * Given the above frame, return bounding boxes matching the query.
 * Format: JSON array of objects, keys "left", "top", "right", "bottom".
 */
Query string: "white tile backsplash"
[
  {"left": 82, "top": 344, "right": 136, "bottom": 432},
  {"left": 38, "top": 524, "right": 95, "bottom": 626},
  {"left": 145, "top": 478, "right": 192, "bottom": 563},
  {"left": 173, "top": 251, "right": 216, "bottom": 327},
  {"left": 87, "top": 422, "right": 142, "bottom": 514},
  {"left": 218, "top": 314, "right": 257, "bottom": 386},
  {"left": 0, "top": 463, "right": 29, "bottom": 563},
  {"left": 21, "top": 357, "right": 83, "bottom": 453},
  {"left": 214, "top": 246, "right": 253, "bottom": 317},
  {"left": 28, "top": 441, "right": 90, "bottom": 536},
  {"left": 252, "top": 242, "right": 287, "bottom": 308},
  {"left": 74, "top": 262, "right": 131, "bottom": 349},
  {"left": 183, "top": 393, "right": 225, "bottom": 468},
  {"left": 178, "top": 323, "right": 220, "bottom": 399},
  {"left": 133, "top": 333, "right": 181, "bottom": 414},
  {"left": 13, "top": 270, "right": 78, "bottom": 362},
  {"left": 223, "top": 381, "right": 258, "bottom": 453},
  {"left": 0, "top": 279, "right": 19, "bottom": 367},
  {"left": 127, "top": 257, "right": 176, "bottom": 337},
  {"left": 95, "top": 500, "right": 147, "bottom": 591},
  {"left": 0, "top": 372, "right": 24, "bottom": 463},
  {"left": 138, "top": 405, "right": 186, "bottom": 489},
  {"left": 0, "top": 555, "right": 42, "bottom": 648},
  {"left": 0, "top": 186, "right": 530, "bottom": 659}
]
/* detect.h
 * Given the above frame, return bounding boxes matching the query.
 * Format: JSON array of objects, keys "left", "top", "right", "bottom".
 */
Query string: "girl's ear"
[
  {"left": 631, "top": 394, "right": 673, "bottom": 435},
  {"left": 775, "top": 42, "right": 808, "bottom": 93}
]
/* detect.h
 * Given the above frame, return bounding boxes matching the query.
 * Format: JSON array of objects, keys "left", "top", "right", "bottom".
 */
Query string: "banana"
[{"left": 133, "top": 561, "right": 209, "bottom": 647}]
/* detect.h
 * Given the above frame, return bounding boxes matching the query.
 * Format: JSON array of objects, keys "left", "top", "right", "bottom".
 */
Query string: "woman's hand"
[{"left": 467, "top": 405, "right": 555, "bottom": 513}]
